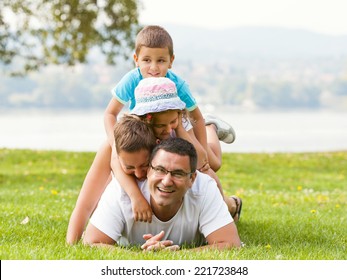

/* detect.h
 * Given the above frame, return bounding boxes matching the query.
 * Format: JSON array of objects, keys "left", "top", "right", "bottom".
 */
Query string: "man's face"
[
  {"left": 133, "top": 46, "right": 174, "bottom": 78},
  {"left": 151, "top": 110, "right": 179, "bottom": 140},
  {"left": 118, "top": 149, "right": 150, "bottom": 181},
  {"left": 147, "top": 149, "right": 195, "bottom": 210}
]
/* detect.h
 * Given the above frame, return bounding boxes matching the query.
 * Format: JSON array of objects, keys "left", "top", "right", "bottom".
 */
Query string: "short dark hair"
[
  {"left": 150, "top": 138, "right": 197, "bottom": 172},
  {"left": 114, "top": 114, "right": 156, "bottom": 153},
  {"left": 135, "top": 25, "right": 174, "bottom": 57}
]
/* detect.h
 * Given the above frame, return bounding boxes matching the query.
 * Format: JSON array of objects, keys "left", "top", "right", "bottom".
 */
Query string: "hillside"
[
  {"left": 1, "top": 25, "right": 347, "bottom": 111},
  {"left": 169, "top": 25, "right": 347, "bottom": 59}
]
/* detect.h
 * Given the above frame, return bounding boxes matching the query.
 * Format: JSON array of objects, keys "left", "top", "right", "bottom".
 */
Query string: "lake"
[{"left": 1, "top": 109, "right": 346, "bottom": 153}]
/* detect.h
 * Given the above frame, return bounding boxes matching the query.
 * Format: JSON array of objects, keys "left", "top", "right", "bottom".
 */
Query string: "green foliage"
[
  {"left": 0, "top": 0, "right": 141, "bottom": 76},
  {"left": 0, "top": 149, "right": 346, "bottom": 259}
]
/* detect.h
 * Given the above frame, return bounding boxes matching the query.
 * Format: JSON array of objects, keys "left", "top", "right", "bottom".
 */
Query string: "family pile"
[{"left": 66, "top": 25, "right": 243, "bottom": 251}]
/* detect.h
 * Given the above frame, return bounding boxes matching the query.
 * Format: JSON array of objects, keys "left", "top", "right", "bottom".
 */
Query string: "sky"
[{"left": 139, "top": 0, "right": 347, "bottom": 36}]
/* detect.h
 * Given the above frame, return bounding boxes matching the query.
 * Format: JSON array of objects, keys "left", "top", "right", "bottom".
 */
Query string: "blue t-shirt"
[{"left": 111, "top": 68, "right": 197, "bottom": 111}]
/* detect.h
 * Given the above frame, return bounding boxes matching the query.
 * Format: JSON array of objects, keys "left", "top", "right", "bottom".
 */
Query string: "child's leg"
[
  {"left": 205, "top": 168, "right": 242, "bottom": 221},
  {"left": 205, "top": 114, "right": 236, "bottom": 172},
  {"left": 203, "top": 115, "right": 241, "bottom": 220},
  {"left": 224, "top": 195, "right": 242, "bottom": 222},
  {"left": 206, "top": 124, "right": 223, "bottom": 171}
]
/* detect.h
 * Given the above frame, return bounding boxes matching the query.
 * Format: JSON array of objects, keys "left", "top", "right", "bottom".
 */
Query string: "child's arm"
[
  {"left": 189, "top": 107, "right": 208, "bottom": 153},
  {"left": 105, "top": 97, "right": 151, "bottom": 221},
  {"left": 104, "top": 98, "right": 124, "bottom": 147},
  {"left": 175, "top": 112, "right": 209, "bottom": 171},
  {"left": 111, "top": 152, "right": 152, "bottom": 223},
  {"left": 66, "top": 141, "right": 112, "bottom": 244},
  {"left": 175, "top": 118, "right": 228, "bottom": 209},
  {"left": 172, "top": 72, "right": 208, "bottom": 158},
  {"left": 190, "top": 106, "right": 224, "bottom": 172},
  {"left": 188, "top": 107, "right": 211, "bottom": 171}
]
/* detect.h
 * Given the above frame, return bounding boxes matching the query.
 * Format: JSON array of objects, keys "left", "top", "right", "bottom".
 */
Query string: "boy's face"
[
  {"left": 118, "top": 149, "right": 150, "bottom": 181},
  {"left": 151, "top": 110, "right": 179, "bottom": 140},
  {"left": 134, "top": 47, "right": 174, "bottom": 78}
]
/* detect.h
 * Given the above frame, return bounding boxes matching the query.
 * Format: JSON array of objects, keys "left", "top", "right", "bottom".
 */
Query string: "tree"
[{"left": 0, "top": 0, "right": 141, "bottom": 76}]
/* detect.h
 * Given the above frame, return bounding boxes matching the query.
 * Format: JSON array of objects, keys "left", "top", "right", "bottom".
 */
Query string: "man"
[{"left": 83, "top": 138, "right": 241, "bottom": 250}]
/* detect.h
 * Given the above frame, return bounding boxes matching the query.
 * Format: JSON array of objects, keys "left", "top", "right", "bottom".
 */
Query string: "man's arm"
[
  {"left": 140, "top": 225, "right": 241, "bottom": 251},
  {"left": 196, "top": 174, "right": 242, "bottom": 250},
  {"left": 83, "top": 223, "right": 116, "bottom": 246},
  {"left": 203, "top": 223, "right": 241, "bottom": 249}
]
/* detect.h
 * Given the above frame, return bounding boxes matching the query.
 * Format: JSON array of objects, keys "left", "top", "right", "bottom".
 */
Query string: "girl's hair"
[
  {"left": 138, "top": 109, "right": 189, "bottom": 128},
  {"left": 113, "top": 114, "right": 156, "bottom": 153},
  {"left": 135, "top": 25, "right": 174, "bottom": 57}
]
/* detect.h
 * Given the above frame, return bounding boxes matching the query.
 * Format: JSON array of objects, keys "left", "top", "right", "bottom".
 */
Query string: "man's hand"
[{"left": 141, "top": 231, "right": 180, "bottom": 251}]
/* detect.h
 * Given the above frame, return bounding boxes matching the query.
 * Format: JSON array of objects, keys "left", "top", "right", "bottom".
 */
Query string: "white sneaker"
[{"left": 204, "top": 114, "right": 236, "bottom": 144}]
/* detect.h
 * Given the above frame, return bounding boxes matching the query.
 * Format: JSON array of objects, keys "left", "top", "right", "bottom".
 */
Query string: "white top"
[{"left": 89, "top": 172, "right": 233, "bottom": 247}]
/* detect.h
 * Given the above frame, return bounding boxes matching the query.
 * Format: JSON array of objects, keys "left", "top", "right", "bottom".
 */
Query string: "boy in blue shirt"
[{"left": 104, "top": 25, "right": 235, "bottom": 173}]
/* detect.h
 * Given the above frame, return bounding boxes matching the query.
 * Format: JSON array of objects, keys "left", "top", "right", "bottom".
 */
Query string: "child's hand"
[
  {"left": 198, "top": 162, "right": 210, "bottom": 172},
  {"left": 132, "top": 196, "right": 152, "bottom": 223}
]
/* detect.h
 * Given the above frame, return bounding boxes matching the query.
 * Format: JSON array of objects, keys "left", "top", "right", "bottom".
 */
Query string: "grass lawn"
[{"left": 0, "top": 148, "right": 346, "bottom": 260}]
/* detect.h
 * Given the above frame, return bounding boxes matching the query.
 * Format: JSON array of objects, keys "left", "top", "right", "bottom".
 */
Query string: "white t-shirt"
[{"left": 89, "top": 172, "right": 233, "bottom": 247}]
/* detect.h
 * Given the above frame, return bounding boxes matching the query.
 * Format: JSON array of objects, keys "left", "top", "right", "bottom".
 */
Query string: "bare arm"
[
  {"left": 84, "top": 224, "right": 240, "bottom": 251},
  {"left": 189, "top": 107, "right": 208, "bottom": 156},
  {"left": 175, "top": 113, "right": 209, "bottom": 170},
  {"left": 140, "top": 223, "right": 241, "bottom": 252},
  {"left": 190, "top": 107, "right": 228, "bottom": 172},
  {"left": 105, "top": 97, "right": 151, "bottom": 221},
  {"left": 66, "top": 141, "right": 112, "bottom": 244},
  {"left": 83, "top": 223, "right": 116, "bottom": 246},
  {"left": 104, "top": 98, "right": 124, "bottom": 147},
  {"left": 186, "top": 129, "right": 210, "bottom": 171},
  {"left": 112, "top": 154, "right": 152, "bottom": 223},
  {"left": 203, "top": 222, "right": 241, "bottom": 249}
]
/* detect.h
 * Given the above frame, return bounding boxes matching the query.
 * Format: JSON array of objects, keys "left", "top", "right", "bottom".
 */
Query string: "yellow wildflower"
[{"left": 51, "top": 189, "right": 58, "bottom": 195}]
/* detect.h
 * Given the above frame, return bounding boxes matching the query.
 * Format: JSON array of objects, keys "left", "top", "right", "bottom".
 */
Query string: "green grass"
[{"left": 0, "top": 148, "right": 346, "bottom": 259}]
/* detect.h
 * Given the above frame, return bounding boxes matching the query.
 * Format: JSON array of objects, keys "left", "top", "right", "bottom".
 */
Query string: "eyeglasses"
[{"left": 149, "top": 164, "right": 193, "bottom": 180}]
